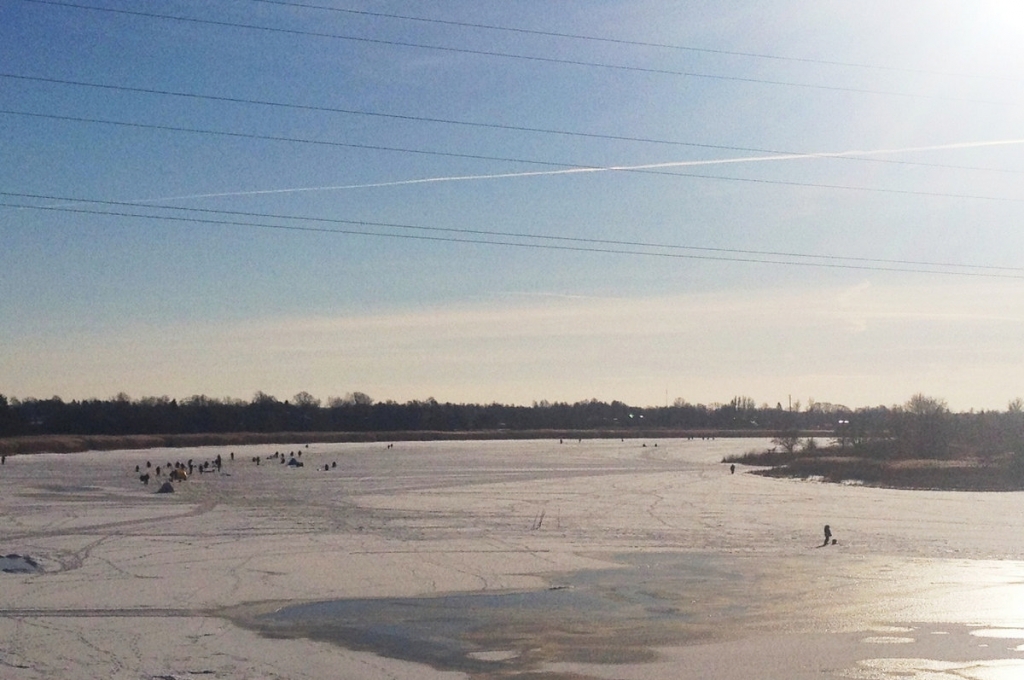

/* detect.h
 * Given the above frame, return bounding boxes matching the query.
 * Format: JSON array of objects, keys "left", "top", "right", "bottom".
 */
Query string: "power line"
[
  {"left": 0, "top": 71, "right": 774, "bottom": 148},
  {"left": 4, "top": 73, "right": 1018, "bottom": 177},
  {"left": 250, "top": 0, "right": 1016, "bottom": 82},
  {"left": 4, "top": 108, "right": 1022, "bottom": 204},
  {"left": 15, "top": 0, "right": 1013, "bottom": 105},
  {"left": 3, "top": 192, "right": 1022, "bottom": 279},
  {"left": 0, "top": 71, "right": 758, "bottom": 151},
  {"left": 0, "top": 109, "right": 577, "bottom": 168}
]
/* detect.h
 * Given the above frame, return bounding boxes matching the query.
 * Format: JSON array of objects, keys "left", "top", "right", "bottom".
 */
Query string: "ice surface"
[{"left": 1, "top": 438, "right": 1023, "bottom": 678}]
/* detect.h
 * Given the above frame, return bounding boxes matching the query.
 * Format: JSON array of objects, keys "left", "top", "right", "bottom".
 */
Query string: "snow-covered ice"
[{"left": 2, "top": 437, "right": 1023, "bottom": 679}]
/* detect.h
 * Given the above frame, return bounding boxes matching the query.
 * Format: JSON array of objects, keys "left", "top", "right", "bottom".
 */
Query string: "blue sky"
[{"left": 2, "top": 0, "right": 1023, "bottom": 410}]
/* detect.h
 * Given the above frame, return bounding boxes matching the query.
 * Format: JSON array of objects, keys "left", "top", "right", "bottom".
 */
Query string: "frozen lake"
[{"left": 2, "top": 437, "right": 1024, "bottom": 679}]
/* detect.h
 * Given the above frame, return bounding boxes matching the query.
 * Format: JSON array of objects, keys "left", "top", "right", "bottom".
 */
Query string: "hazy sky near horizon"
[{"left": 3, "top": 1, "right": 1024, "bottom": 411}]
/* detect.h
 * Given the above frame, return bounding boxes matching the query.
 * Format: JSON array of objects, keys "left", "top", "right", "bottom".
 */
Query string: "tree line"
[
  {"left": 1, "top": 391, "right": 1021, "bottom": 454},
  {"left": 0, "top": 391, "right": 845, "bottom": 437}
]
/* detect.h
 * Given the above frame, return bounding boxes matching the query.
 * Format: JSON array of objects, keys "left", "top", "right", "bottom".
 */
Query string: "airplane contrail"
[{"left": 48, "top": 137, "right": 1024, "bottom": 206}]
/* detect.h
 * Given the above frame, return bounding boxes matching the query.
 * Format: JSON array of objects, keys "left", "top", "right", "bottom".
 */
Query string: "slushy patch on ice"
[
  {"left": 1, "top": 554, "right": 43, "bottom": 574},
  {"left": 970, "top": 628, "right": 1024, "bottom": 639},
  {"left": 861, "top": 636, "right": 915, "bottom": 644},
  {"left": 849, "top": 657, "right": 1024, "bottom": 679},
  {"left": 251, "top": 552, "right": 753, "bottom": 675},
  {"left": 466, "top": 650, "right": 520, "bottom": 661}
]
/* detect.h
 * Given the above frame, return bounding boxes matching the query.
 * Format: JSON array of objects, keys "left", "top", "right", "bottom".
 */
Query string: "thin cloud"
[{"left": 8, "top": 280, "right": 1021, "bottom": 407}]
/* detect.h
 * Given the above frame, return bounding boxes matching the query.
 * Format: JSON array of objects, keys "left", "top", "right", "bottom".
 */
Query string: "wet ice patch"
[
  {"left": 0, "top": 554, "right": 43, "bottom": 574},
  {"left": 850, "top": 657, "right": 1024, "bottom": 679},
  {"left": 969, "top": 628, "right": 1024, "bottom": 639},
  {"left": 467, "top": 650, "right": 520, "bottom": 661},
  {"left": 252, "top": 552, "right": 751, "bottom": 675},
  {"left": 862, "top": 636, "right": 915, "bottom": 644}
]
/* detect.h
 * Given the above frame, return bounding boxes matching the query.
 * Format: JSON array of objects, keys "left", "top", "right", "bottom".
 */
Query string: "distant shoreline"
[
  {"left": 725, "top": 447, "right": 1024, "bottom": 492},
  {"left": 0, "top": 429, "right": 787, "bottom": 456}
]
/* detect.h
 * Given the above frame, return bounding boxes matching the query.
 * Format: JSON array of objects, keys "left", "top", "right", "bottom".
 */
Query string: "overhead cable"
[
  {"left": 2, "top": 73, "right": 1017, "bottom": 177},
  {"left": 250, "top": 0, "right": 1015, "bottom": 82},
  {"left": 15, "top": 0, "right": 1011, "bottom": 104},
  {"left": 3, "top": 108, "right": 1022, "bottom": 204},
  {"left": 2, "top": 194, "right": 1021, "bottom": 279}
]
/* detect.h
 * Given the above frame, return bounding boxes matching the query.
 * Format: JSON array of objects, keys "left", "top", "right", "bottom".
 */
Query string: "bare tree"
[
  {"left": 327, "top": 392, "right": 374, "bottom": 407},
  {"left": 771, "top": 431, "right": 802, "bottom": 455},
  {"left": 730, "top": 395, "right": 756, "bottom": 411},
  {"left": 292, "top": 391, "right": 321, "bottom": 408},
  {"left": 900, "top": 394, "right": 950, "bottom": 457},
  {"left": 905, "top": 393, "right": 948, "bottom": 416}
]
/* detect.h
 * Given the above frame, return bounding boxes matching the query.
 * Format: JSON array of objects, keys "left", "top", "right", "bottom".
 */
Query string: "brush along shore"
[{"left": 726, "top": 444, "right": 1024, "bottom": 491}]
